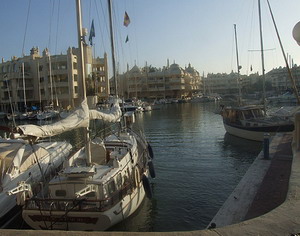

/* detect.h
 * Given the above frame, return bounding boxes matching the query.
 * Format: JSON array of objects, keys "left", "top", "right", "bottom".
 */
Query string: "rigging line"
[
  {"left": 48, "top": 0, "right": 56, "bottom": 51},
  {"left": 29, "top": 142, "right": 47, "bottom": 184},
  {"left": 54, "top": 0, "right": 61, "bottom": 55},
  {"left": 246, "top": 0, "right": 256, "bottom": 75},
  {"left": 230, "top": 24, "right": 235, "bottom": 73},
  {"left": 22, "top": 0, "right": 32, "bottom": 56},
  {"left": 89, "top": 0, "right": 92, "bottom": 27},
  {"left": 248, "top": 48, "right": 276, "bottom": 52},
  {"left": 266, "top": 0, "right": 300, "bottom": 105},
  {"left": 94, "top": 0, "right": 107, "bottom": 53},
  {"left": 132, "top": 0, "right": 139, "bottom": 68}
]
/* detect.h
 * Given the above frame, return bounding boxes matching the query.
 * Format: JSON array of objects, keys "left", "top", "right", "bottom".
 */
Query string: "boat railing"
[{"left": 24, "top": 177, "right": 139, "bottom": 213}]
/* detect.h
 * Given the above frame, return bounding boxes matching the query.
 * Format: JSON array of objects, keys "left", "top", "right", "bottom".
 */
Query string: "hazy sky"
[{"left": 0, "top": 0, "right": 300, "bottom": 77}]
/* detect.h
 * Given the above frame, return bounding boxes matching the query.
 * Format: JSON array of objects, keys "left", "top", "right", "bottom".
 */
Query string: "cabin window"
[
  {"left": 116, "top": 173, "right": 122, "bottom": 188},
  {"left": 253, "top": 109, "right": 264, "bottom": 118},
  {"left": 107, "top": 180, "right": 116, "bottom": 195},
  {"left": 243, "top": 110, "right": 253, "bottom": 119},
  {"left": 55, "top": 190, "right": 66, "bottom": 197},
  {"left": 86, "top": 192, "right": 96, "bottom": 198}
]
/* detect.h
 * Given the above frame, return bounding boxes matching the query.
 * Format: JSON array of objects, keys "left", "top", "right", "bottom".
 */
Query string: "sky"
[{"left": 0, "top": 0, "right": 300, "bottom": 78}]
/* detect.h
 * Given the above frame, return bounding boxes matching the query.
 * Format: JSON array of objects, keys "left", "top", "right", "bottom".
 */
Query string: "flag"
[
  {"left": 125, "top": 35, "right": 129, "bottom": 43},
  {"left": 89, "top": 20, "right": 95, "bottom": 46},
  {"left": 123, "top": 11, "right": 130, "bottom": 27}
]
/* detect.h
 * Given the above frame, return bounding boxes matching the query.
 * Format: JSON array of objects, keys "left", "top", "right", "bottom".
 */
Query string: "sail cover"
[
  {"left": 17, "top": 99, "right": 122, "bottom": 138},
  {"left": 89, "top": 99, "right": 121, "bottom": 122},
  {"left": 18, "top": 99, "right": 90, "bottom": 138}
]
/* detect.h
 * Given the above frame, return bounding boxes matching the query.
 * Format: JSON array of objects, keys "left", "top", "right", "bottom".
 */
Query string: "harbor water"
[
  {"left": 110, "top": 102, "right": 262, "bottom": 231},
  {"left": 1, "top": 102, "right": 262, "bottom": 232}
]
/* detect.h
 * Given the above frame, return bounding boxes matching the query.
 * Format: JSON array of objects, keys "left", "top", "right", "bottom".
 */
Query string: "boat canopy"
[{"left": 0, "top": 141, "right": 49, "bottom": 181}]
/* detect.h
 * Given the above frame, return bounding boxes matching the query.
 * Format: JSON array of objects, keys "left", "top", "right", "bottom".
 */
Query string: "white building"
[
  {"left": 111, "top": 62, "right": 202, "bottom": 99},
  {"left": 0, "top": 46, "right": 109, "bottom": 112}
]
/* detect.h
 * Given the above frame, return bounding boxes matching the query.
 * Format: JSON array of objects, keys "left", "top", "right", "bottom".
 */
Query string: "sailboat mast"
[
  {"left": 37, "top": 62, "right": 42, "bottom": 109},
  {"left": 108, "top": 0, "right": 118, "bottom": 96},
  {"left": 76, "top": 0, "right": 91, "bottom": 165},
  {"left": 22, "top": 62, "right": 27, "bottom": 110},
  {"left": 258, "top": 0, "right": 266, "bottom": 112},
  {"left": 266, "top": 0, "right": 300, "bottom": 105},
  {"left": 234, "top": 24, "right": 242, "bottom": 106},
  {"left": 48, "top": 55, "right": 54, "bottom": 106}
]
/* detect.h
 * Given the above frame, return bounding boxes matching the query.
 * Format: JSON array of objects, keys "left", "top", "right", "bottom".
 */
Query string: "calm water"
[
  {"left": 111, "top": 102, "right": 262, "bottom": 232},
  {"left": 2, "top": 102, "right": 262, "bottom": 232}
]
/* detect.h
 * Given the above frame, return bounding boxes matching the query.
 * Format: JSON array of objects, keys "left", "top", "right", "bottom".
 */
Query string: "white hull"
[
  {"left": 223, "top": 123, "right": 277, "bottom": 141},
  {"left": 22, "top": 181, "right": 146, "bottom": 231},
  {"left": 0, "top": 140, "right": 72, "bottom": 220},
  {"left": 22, "top": 130, "right": 153, "bottom": 231}
]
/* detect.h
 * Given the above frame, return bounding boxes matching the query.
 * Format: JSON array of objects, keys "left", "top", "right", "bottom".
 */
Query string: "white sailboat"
[
  {"left": 0, "top": 138, "right": 71, "bottom": 226},
  {"left": 221, "top": 3, "right": 295, "bottom": 142},
  {"left": 18, "top": 0, "right": 155, "bottom": 231}
]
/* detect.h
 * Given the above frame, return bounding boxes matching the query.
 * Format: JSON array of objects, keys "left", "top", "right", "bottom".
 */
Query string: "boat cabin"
[{"left": 222, "top": 105, "right": 265, "bottom": 125}]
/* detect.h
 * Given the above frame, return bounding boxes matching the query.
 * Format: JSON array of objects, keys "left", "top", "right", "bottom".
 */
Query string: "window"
[
  {"left": 107, "top": 180, "right": 116, "bottom": 195},
  {"left": 55, "top": 190, "right": 66, "bottom": 197},
  {"left": 116, "top": 174, "right": 122, "bottom": 188},
  {"left": 73, "top": 62, "right": 77, "bottom": 69}
]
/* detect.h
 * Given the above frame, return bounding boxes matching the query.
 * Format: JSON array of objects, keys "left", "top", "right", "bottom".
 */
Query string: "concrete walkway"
[{"left": 0, "top": 132, "right": 299, "bottom": 236}]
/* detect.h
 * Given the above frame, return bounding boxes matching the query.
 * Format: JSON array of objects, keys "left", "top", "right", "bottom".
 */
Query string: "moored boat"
[
  {"left": 221, "top": 105, "right": 294, "bottom": 141},
  {"left": 18, "top": 0, "right": 155, "bottom": 231},
  {"left": 1, "top": 138, "right": 71, "bottom": 226}
]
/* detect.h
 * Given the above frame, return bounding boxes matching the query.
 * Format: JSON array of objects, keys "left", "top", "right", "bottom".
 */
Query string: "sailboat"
[
  {"left": 17, "top": 0, "right": 154, "bottom": 231},
  {"left": 220, "top": 6, "right": 294, "bottom": 142},
  {"left": 0, "top": 137, "right": 71, "bottom": 226}
]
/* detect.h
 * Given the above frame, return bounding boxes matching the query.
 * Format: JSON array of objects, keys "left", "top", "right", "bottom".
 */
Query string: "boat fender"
[
  {"left": 147, "top": 143, "right": 154, "bottom": 159},
  {"left": 142, "top": 174, "right": 152, "bottom": 199},
  {"left": 148, "top": 160, "right": 156, "bottom": 178}
]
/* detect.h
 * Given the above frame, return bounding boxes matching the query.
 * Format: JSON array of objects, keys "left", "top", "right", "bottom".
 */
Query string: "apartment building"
[
  {"left": 112, "top": 62, "right": 202, "bottom": 100},
  {"left": 265, "top": 65, "right": 300, "bottom": 92},
  {"left": 0, "top": 46, "right": 109, "bottom": 112}
]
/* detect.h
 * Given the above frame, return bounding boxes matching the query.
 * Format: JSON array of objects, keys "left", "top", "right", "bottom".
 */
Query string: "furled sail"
[
  {"left": 89, "top": 99, "right": 121, "bottom": 122},
  {"left": 17, "top": 99, "right": 90, "bottom": 138},
  {"left": 17, "top": 98, "right": 122, "bottom": 138}
]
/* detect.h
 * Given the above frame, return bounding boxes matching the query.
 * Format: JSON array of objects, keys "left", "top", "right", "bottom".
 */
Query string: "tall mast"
[
  {"left": 107, "top": 0, "right": 118, "bottom": 96},
  {"left": 37, "top": 62, "right": 42, "bottom": 109},
  {"left": 258, "top": 0, "right": 266, "bottom": 112},
  {"left": 22, "top": 62, "right": 27, "bottom": 110},
  {"left": 266, "top": 0, "right": 300, "bottom": 105},
  {"left": 234, "top": 24, "right": 242, "bottom": 106},
  {"left": 76, "top": 0, "right": 91, "bottom": 165},
  {"left": 48, "top": 55, "right": 54, "bottom": 106}
]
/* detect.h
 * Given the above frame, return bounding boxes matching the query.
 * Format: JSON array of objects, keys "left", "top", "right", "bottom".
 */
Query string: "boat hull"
[
  {"left": 223, "top": 122, "right": 294, "bottom": 141},
  {"left": 22, "top": 182, "right": 146, "bottom": 231},
  {"left": 0, "top": 140, "right": 72, "bottom": 220}
]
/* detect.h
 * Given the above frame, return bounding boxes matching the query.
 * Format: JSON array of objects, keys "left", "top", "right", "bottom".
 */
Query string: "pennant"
[
  {"left": 125, "top": 35, "right": 129, "bottom": 43},
  {"left": 123, "top": 11, "right": 130, "bottom": 27},
  {"left": 89, "top": 19, "right": 95, "bottom": 46}
]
